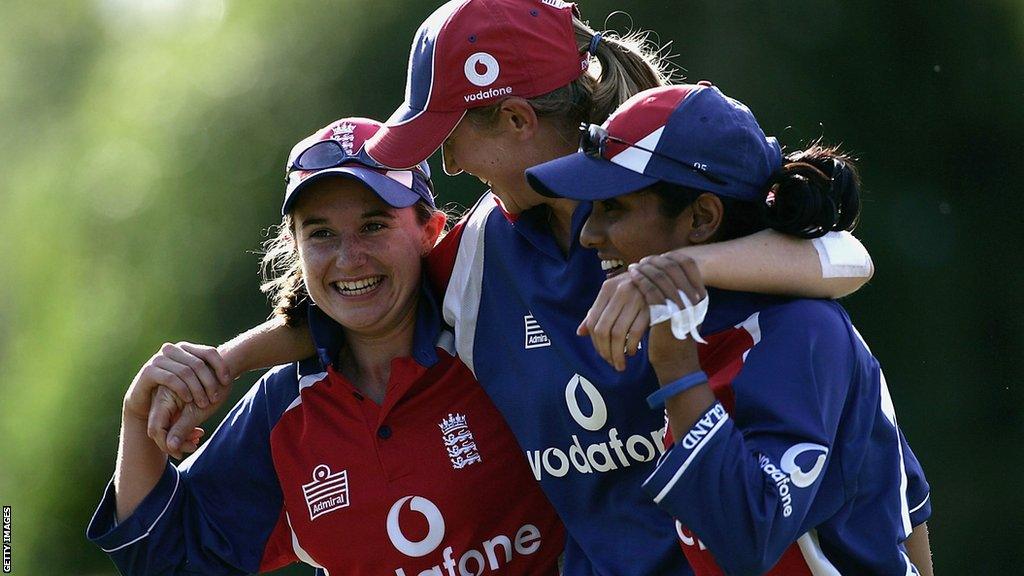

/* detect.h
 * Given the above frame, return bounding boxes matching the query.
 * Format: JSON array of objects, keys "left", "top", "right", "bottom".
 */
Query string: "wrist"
[
  {"left": 647, "top": 370, "right": 708, "bottom": 409},
  {"left": 649, "top": 343, "right": 700, "bottom": 384},
  {"left": 121, "top": 399, "right": 149, "bottom": 424}
]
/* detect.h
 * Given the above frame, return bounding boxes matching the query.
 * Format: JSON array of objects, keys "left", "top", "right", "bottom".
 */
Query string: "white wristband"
[{"left": 649, "top": 291, "right": 708, "bottom": 343}]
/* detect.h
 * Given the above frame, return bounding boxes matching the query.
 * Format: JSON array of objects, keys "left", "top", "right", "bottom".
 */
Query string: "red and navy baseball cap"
[
  {"left": 364, "top": 0, "right": 589, "bottom": 169},
  {"left": 525, "top": 83, "right": 783, "bottom": 202},
  {"left": 283, "top": 117, "right": 435, "bottom": 215}
]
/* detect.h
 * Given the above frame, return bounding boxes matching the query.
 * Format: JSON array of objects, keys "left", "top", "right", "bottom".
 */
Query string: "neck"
[
  {"left": 545, "top": 197, "right": 580, "bottom": 254},
  {"left": 515, "top": 133, "right": 581, "bottom": 254},
  {"left": 337, "top": 297, "right": 419, "bottom": 404}
]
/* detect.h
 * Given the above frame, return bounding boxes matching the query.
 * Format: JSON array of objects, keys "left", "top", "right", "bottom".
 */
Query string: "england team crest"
[{"left": 439, "top": 413, "right": 482, "bottom": 469}]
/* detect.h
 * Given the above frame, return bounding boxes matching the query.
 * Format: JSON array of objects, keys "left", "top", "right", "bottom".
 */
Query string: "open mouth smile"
[
  {"left": 601, "top": 259, "right": 626, "bottom": 277},
  {"left": 332, "top": 275, "right": 384, "bottom": 296}
]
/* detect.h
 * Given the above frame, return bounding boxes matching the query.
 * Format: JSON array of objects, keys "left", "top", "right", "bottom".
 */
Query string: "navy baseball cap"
[
  {"left": 364, "top": 0, "right": 588, "bottom": 169},
  {"left": 526, "top": 82, "right": 783, "bottom": 202},
  {"left": 283, "top": 118, "right": 435, "bottom": 215}
]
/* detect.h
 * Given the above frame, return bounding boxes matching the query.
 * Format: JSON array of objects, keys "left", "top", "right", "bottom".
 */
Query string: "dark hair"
[
  {"left": 466, "top": 15, "right": 674, "bottom": 144},
  {"left": 652, "top": 143, "right": 861, "bottom": 241},
  {"left": 260, "top": 200, "right": 440, "bottom": 327}
]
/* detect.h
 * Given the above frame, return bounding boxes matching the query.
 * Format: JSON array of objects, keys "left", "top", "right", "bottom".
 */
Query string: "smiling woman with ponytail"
[{"left": 527, "top": 82, "right": 933, "bottom": 576}]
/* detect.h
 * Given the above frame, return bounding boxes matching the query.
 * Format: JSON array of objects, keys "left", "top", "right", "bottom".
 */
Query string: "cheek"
[
  {"left": 610, "top": 218, "right": 675, "bottom": 262},
  {"left": 297, "top": 244, "right": 330, "bottom": 283}
]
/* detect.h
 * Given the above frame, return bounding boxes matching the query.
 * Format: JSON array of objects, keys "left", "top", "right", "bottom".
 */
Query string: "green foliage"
[{"left": 1, "top": 0, "right": 1021, "bottom": 573}]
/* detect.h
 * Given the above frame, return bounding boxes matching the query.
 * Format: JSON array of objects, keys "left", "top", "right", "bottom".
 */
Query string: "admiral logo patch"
[
  {"left": 439, "top": 413, "right": 482, "bottom": 469},
  {"left": 524, "top": 314, "right": 551, "bottom": 349},
  {"left": 302, "top": 464, "right": 350, "bottom": 521}
]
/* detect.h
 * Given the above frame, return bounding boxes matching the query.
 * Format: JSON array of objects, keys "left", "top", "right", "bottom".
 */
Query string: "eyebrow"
[{"left": 298, "top": 209, "right": 396, "bottom": 229}]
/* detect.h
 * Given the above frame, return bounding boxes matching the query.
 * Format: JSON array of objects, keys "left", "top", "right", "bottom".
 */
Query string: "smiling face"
[
  {"left": 441, "top": 100, "right": 578, "bottom": 215},
  {"left": 291, "top": 178, "right": 438, "bottom": 336},
  {"left": 579, "top": 189, "right": 696, "bottom": 278}
]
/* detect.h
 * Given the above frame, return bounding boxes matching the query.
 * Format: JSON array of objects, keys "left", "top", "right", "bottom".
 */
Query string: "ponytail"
[
  {"left": 574, "top": 17, "right": 671, "bottom": 124},
  {"left": 651, "top": 143, "right": 862, "bottom": 242},
  {"left": 762, "top": 144, "right": 861, "bottom": 239},
  {"left": 466, "top": 14, "right": 674, "bottom": 143}
]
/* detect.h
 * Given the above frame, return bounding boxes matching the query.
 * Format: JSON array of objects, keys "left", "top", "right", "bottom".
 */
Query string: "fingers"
[
  {"left": 623, "top": 305, "right": 650, "bottom": 358},
  {"left": 579, "top": 275, "right": 622, "bottom": 336},
  {"left": 176, "top": 428, "right": 205, "bottom": 457},
  {"left": 167, "top": 404, "right": 205, "bottom": 459},
  {"left": 145, "top": 362, "right": 198, "bottom": 406},
  {"left": 581, "top": 275, "right": 649, "bottom": 371},
  {"left": 628, "top": 264, "right": 671, "bottom": 307},
  {"left": 147, "top": 386, "right": 182, "bottom": 455},
  {"left": 589, "top": 277, "right": 641, "bottom": 371},
  {"left": 632, "top": 255, "right": 706, "bottom": 306},
  {"left": 604, "top": 292, "right": 645, "bottom": 371},
  {"left": 673, "top": 256, "right": 707, "bottom": 302},
  {"left": 161, "top": 343, "right": 221, "bottom": 408},
  {"left": 179, "top": 342, "right": 233, "bottom": 386}
]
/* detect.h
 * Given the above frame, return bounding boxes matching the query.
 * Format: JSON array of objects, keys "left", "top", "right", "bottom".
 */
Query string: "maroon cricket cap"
[
  {"left": 364, "top": 0, "right": 589, "bottom": 169},
  {"left": 283, "top": 117, "right": 434, "bottom": 215}
]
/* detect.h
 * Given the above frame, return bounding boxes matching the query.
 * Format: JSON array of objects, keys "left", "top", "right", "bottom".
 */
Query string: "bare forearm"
[
  {"left": 670, "top": 229, "right": 871, "bottom": 299},
  {"left": 217, "top": 317, "right": 315, "bottom": 376},
  {"left": 906, "top": 523, "right": 934, "bottom": 576},
  {"left": 113, "top": 412, "right": 168, "bottom": 522}
]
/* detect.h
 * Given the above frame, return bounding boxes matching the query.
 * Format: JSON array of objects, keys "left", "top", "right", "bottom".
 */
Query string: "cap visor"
[
  {"left": 526, "top": 152, "right": 659, "bottom": 201},
  {"left": 364, "top": 104, "right": 466, "bottom": 169},
  {"left": 282, "top": 167, "right": 420, "bottom": 215}
]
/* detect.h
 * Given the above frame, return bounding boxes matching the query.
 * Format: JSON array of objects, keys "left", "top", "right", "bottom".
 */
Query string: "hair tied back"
[{"left": 760, "top": 144, "right": 861, "bottom": 239}]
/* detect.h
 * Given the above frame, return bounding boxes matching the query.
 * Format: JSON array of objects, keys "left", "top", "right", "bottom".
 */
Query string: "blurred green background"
[{"left": 1, "top": 0, "right": 1021, "bottom": 574}]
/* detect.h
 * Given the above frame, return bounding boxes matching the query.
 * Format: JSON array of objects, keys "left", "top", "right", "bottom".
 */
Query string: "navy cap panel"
[{"left": 526, "top": 152, "right": 658, "bottom": 201}]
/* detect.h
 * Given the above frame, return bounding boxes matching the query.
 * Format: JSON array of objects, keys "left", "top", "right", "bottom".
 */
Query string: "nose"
[
  {"left": 441, "top": 140, "right": 463, "bottom": 176},
  {"left": 579, "top": 211, "right": 604, "bottom": 249},
  {"left": 334, "top": 236, "right": 369, "bottom": 270}
]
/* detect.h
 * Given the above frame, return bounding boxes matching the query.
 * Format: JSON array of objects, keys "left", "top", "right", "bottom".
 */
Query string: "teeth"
[
  {"left": 601, "top": 259, "right": 625, "bottom": 272},
  {"left": 334, "top": 276, "right": 383, "bottom": 295}
]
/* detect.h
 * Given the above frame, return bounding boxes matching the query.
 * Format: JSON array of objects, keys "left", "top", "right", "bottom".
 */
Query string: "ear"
[
  {"left": 422, "top": 210, "right": 447, "bottom": 253},
  {"left": 497, "top": 97, "right": 539, "bottom": 141},
  {"left": 687, "top": 193, "right": 724, "bottom": 244}
]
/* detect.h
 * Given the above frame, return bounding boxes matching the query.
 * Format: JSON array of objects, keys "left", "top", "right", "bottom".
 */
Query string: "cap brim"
[
  {"left": 364, "top": 103, "right": 466, "bottom": 170},
  {"left": 526, "top": 152, "right": 659, "bottom": 201},
  {"left": 282, "top": 167, "right": 421, "bottom": 215}
]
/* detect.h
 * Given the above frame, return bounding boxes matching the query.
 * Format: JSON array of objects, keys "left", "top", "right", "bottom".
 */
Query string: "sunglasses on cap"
[
  {"left": 579, "top": 123, "right": 726, "bottom": 187},
  {"left": 286, "top": 140, "right": 431, "bottom": 187}
]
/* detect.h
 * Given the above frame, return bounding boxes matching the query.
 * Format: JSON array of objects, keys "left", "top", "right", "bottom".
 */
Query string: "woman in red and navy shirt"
[{"left": 87, "top": 118, "right": 563, "bottom": 575}]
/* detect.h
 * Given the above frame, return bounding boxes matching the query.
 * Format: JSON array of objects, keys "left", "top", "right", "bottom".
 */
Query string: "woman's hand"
[
  {"left": 123, "top": 342, "right": 232, "bottom": 419},
  {"left": 625, "top": 254, "right": 705, "bottom": 376},
  {"left": 148, "top": 385, "right": 217, "bottom": 459},
  {"left": 122, "top": 342, "right": 232, "bottom": 457},
  {"left": 577, "top": 273, "right": 650, "bottom": 371},
  {"left": 579, "top": 253, "right": 703, "bottom": 372}
]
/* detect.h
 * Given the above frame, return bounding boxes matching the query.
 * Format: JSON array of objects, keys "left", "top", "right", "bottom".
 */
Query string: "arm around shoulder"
[{"left": 665, "top": 229, "right": 873, "bottom": 299}]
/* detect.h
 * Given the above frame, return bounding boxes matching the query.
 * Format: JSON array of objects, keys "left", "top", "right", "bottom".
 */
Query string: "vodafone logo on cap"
[
  {"left": 387, "top": 496, "right": 446, "bottom": 557},
  {"left": 464, "top": 52, "right": 500, "bottom": 87}
]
